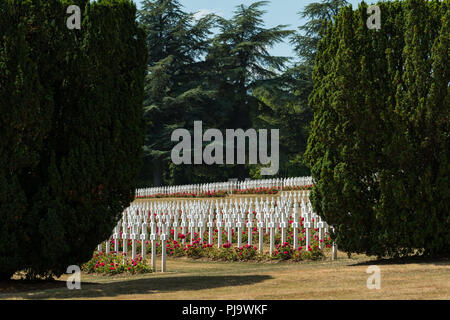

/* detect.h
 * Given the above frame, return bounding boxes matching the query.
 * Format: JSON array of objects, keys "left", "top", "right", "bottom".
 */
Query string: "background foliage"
[{"left": 137, "top": 0, "right": 349, "bottom": 186}]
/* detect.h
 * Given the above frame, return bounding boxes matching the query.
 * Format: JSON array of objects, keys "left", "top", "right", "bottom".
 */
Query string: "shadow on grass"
[
  {"left": 0, "top": 278, "right": 95, "bottom": 295},
  {"left": 1, "top": 274, "right": 273, "bottom": 300},
  {"left": 349, "top": 255, "right": 449, "bottom": 267}
]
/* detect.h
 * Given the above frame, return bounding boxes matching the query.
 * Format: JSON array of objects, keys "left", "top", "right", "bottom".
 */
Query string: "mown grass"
[{"left": 1, "top": 250, "right": 448, "bottom": 300}]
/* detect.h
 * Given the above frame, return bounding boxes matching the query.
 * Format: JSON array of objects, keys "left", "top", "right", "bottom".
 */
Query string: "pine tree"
[
  {"left": 138, "top": 0, "right": 216, "bottom": 186},
  {"left": 292, "top": 0, "right": 348, "bottom": 64},
  {"left": 251, "top": 0, "right": 348, "bottom": 177},
  {"left": 208, "top": 1, "right": 292, "bottom": 129},
  {"left": 205, "top": 1, "right": 293, "bottom": 178}
]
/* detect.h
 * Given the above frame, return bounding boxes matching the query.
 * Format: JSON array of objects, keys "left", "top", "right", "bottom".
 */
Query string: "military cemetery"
[{"left": 0, "top": 0, "right": 448, "bottom": 302}]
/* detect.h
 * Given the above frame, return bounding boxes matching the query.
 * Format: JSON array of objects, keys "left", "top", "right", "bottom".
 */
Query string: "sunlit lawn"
[{"left": 1, "top": 250, "right": 448, "bottom": 300}]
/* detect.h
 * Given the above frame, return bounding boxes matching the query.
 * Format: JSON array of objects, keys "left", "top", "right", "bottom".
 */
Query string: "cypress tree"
[
  {"left": 0, "top": 0, "right": 147, "bottom": 280},
  {"left": 306, "top": 0, "right": 449, "bottom": 258}
]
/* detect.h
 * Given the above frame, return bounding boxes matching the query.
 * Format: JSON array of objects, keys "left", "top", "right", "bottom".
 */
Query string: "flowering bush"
[
  {"left": 82, "top": 252, "right": 152, "bottom": 275},
  {"left": 271, "top": 242, "right": 295, "bottom": 260},
  {"left": 234, "top": 245, "right": 259, "bottom": 261},
  {"left": 207, "top": 246, "right": 238, "bottom": 261},
  {"left": 101, "top": 224, "right": 330, "bottom": 266},
  {"left": 232, "top": 187, "right": 279, "bottom": 195},
  {"left": 282, "top": 184, "right": 314, "bottom": 191},
  {"left": 166, "top": 239, "right": 185, "bottom": 257},
  {"left": 222, "top": 242, "right": 232, "bottom": 249},
  {"left": 198, "top": 190, "right": 228, "bottom": 198},
  {"left": 292, "top": 245, "right": 324, "bottom": 261},
  {"left": 184, "top": 239, "right": 206, "bottom": 259},
  {"left": 204, "top": 244, "right": 259, "bottom": 261}
]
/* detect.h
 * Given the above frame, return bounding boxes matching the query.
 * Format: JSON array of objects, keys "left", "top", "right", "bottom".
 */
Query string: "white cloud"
[{"left": 193, "top": 8, "right": 222, "bottom": 20}]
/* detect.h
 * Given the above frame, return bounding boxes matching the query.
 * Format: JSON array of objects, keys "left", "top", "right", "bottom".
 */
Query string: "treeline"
[{"left": 137, "top": 0, "right": 349, "bottom": 187}]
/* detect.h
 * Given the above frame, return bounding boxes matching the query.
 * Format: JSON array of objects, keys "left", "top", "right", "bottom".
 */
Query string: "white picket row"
[{"left": 135, "top": 176, "right": 313, "bottom": 198}]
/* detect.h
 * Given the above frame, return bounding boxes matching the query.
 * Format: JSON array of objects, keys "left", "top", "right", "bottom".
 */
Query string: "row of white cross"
[
  {"left": 135, "top": 176, "right": 313, "bottom": 197},
  {"left": 97, "top": 191, "right": 336, "bottom": 272}
]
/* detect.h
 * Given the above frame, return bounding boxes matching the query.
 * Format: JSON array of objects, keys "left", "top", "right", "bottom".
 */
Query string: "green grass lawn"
[{"left": 1, "top": 251, "right": 448, "bottom": 300}]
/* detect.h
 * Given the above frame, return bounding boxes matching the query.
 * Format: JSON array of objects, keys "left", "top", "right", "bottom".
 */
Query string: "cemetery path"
[{"left": 1, "top": 252, "right": 448, "bottom": 300}]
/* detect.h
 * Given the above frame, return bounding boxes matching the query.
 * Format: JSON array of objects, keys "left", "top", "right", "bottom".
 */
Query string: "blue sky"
[{"left": 135, "top": 0, "right": 368, "bottom": 59}]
